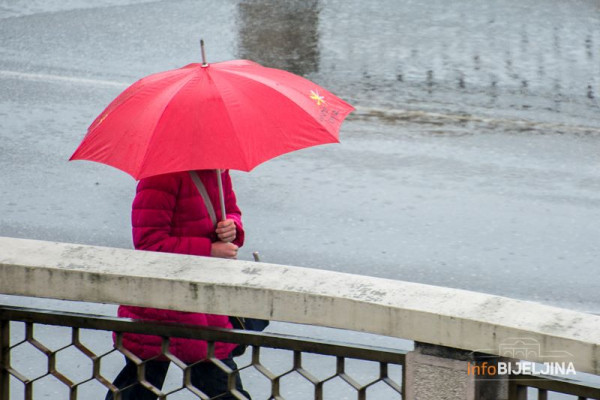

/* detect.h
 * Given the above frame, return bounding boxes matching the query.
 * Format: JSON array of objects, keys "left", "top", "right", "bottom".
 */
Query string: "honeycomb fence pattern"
[{"left": 0, "top": 306, "right": 406, "bottom": 400}]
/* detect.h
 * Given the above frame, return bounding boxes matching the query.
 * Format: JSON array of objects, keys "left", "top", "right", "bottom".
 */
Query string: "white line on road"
[{"left": 0, "top": 69, "right": 129, "bottom": 89}]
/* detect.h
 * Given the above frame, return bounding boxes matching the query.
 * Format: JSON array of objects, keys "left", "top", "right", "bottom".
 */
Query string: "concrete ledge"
[{"left": 0, "top": 236, "right": 599, "bottom": 374}]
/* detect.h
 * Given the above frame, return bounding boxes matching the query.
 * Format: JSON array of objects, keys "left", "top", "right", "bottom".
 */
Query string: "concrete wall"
[{"left": 0, "top": 236, "right": 599, "bottom": 376}]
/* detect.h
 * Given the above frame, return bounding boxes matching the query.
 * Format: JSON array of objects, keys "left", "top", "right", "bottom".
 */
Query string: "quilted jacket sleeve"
[{"left": 132, "top": 173, "right": 212, "bottom": 256}]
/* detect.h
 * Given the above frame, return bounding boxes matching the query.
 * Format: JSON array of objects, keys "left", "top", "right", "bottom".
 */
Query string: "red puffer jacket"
[{"left": 117, "top": 170, "right": 244, "bottom": 362}]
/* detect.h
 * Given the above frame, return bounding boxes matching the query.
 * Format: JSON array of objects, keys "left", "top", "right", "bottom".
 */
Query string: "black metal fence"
[
  {"left": 3, "top": 305, "right": 600, "bottom": 399},
  {"left": 0, "top": 306, "right": 406, "bottom": 400}
]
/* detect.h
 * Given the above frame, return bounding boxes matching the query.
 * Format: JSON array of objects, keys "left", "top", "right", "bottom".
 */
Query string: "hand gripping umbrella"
[{"left": 70, "top": 41, "right": 354, "bottom": 219}]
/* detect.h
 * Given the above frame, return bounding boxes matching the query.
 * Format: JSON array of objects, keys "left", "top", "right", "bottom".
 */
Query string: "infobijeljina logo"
[{"left": 468, "top": 337, "right": 576, "bottom": 377}]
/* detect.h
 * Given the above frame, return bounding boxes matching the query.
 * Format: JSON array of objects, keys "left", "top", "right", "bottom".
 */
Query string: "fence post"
[
  {"left": 405, "top": 342, "right": 509, "bottom": 400},
  {"left": 0, "top": 319, "right": 9, "bottom": 400}
]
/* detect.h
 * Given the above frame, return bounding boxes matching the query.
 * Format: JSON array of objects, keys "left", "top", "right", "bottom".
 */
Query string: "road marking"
[{"left": 0, "top": 69, "right": 128, "bottom": 88}]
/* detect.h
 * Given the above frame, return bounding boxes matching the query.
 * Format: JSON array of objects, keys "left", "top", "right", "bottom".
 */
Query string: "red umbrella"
[{"left": 70, "top": 42, "right": 354, "bottom": 217}]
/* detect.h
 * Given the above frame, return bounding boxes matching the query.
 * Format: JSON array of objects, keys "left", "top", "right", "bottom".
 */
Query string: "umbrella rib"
[
  {"left": 136, "top": 72, "right": 200, "bottom": 178},
  {"left": 207, "top": 73, "right": 252, "bottom": 172}
]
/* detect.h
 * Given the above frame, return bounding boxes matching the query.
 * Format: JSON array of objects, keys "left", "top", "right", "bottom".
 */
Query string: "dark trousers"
[{"left": 105, "top": 357, "right": 251, "bottom": 400}]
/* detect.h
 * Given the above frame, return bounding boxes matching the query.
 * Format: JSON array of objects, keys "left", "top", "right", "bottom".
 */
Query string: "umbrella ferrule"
[{"left": 200, "top": 39, "right": 208, "bottom": 67}]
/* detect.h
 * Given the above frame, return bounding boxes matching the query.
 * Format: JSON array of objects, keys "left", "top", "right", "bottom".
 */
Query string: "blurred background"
[{"left": 0, "top": 0, "right": 599, "bottom": 314}]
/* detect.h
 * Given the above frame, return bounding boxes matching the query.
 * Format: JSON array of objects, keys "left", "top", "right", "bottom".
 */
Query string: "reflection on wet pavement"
[
  {"left": 235, "top": 0, "right": 599, "bottom": 128},
  {"left": 237, "top": 0, "right": 320, "bottom": 76}
]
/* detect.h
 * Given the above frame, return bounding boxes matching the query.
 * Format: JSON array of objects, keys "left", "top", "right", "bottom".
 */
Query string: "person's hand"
[
  {"left": 211, "top": 241, "right": 239, "bottom": 259},
  {"left": 216, "top": 219, "right": 237, "bottom": 243}
]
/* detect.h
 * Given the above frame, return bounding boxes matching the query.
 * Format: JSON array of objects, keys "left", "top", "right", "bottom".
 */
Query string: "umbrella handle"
[{"left": 216, "top": 169, "right": 227, "bottom": 222}]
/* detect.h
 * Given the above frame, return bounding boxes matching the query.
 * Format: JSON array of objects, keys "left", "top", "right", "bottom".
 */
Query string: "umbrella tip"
[{"left": 200, "top": 39, "right": 208, "bottom": 67}]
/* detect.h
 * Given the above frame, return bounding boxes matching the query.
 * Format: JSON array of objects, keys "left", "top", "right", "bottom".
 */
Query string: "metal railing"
[
  {"left": 4, "top": 306, "right": 600, "bottom": 400},
  {"left": 508, "top": 375, "right": 600, "bottom": 400},
  {"left": 0, "top": 305, "right": 406, "bottom": 400}
]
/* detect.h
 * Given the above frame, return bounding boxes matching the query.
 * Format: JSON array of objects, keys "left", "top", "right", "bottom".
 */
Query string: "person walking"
[{"left": 105, "top": 169, "right": 250, "bottom": 400}]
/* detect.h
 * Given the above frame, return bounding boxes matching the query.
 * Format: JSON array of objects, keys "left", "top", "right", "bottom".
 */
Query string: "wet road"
[
  {"left": 1, "top": 0, "right": 599, "bottom": 309},
  {"left": 1, "top": 1, "right": 599, "bottom": 397},
  {"left": 0, "top": 0, "right": 599, "bottom": 319}
]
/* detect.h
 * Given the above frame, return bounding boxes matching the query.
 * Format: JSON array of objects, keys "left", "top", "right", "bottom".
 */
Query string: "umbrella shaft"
[{"left": 216, "top": 169, "right": 226, "bottom": 222}]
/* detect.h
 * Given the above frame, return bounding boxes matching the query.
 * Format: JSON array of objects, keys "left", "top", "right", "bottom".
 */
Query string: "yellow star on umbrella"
[{"left": 310, "top": 90, "right": 326, "bottom": 106}]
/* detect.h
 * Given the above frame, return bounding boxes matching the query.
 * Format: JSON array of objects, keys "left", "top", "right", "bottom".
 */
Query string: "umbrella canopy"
[{"left": 70, "top": 59, "right": 354, "bottom": 180}]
